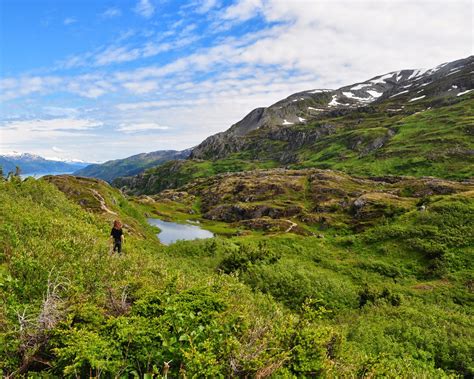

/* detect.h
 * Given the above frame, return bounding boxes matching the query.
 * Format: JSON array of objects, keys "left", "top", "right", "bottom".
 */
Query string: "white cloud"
[
  {"left": 52, "top": 146, "right": 65, "bottom": 153},
  {"left": 102, "top": 7, "right": 122, "bottom": 18},
  {"left": 0, "top": 118, "right": 103, "bottom": 154},
  {"left": 118, "top": 122, "right": 170, "bottom": 133},
  {"left": 95, "top": 46, "right": 142, "bottom": 66},
  {"left": 222, "top": 0, "right": 262, "bottom": 20},
  {"left": 43, "top": 106, "right": 80, "bottom": 117},
  {"left": 195, "top": 0, "right": 221, "bottom": 14},
  {"left": 223, "top": 0, "right": 472, "bottom": 82},
  {"left": 0, "top": 76, "right": 62, "bottom": 101},
  {"left": 1, "top": 118, "right": 102, "bottom": 132},
  {"left": 134, "top": 0, "right": 155, "bottom": 18},
  {"left": 122, "top": 80, "right": 159, "bottom": 94},
  {"left": 63, "top": 17, "right": 77, "bottom": 25}
]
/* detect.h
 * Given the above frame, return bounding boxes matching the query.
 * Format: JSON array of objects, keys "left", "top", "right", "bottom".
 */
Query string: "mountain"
[
  {"left": 190, "top": 56, "right": 473, "bottom": 160},
  {"left": 113, "top": 56, "right": 474, "bottom": 195},
  {"left": 0, "top": 152, "right": 90, "bottom": 176},
  {"left": 74, "top": 149, "right": 191, "bottom": 182}
]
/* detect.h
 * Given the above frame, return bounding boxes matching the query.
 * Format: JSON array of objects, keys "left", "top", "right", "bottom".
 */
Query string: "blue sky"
[{"left": 0, "top": 0, "right": 472, "bottom": 162}]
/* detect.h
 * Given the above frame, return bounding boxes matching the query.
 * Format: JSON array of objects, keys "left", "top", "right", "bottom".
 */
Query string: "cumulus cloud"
[
  {"left": 0, "top": 76, "right": 62, "bottom": 101},
  {"left": 221, "top": 0, "right": 472, "bottom": 82},
  {"left": 222, "top": 0, "right": 262, "bottom": 21},
  {"left": 134, "top": 0, "right": 155, "bottom": 18}
]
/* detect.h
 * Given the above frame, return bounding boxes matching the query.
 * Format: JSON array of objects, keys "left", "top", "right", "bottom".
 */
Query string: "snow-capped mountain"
[
  {"left": 190, "top": 55, "right": 473, "bottom": 159},
  {"left": 0, "top": 152, "right": 91, "bottom": 176}
]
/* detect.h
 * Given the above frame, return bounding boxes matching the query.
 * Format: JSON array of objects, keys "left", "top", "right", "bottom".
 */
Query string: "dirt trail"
[
  {"left": 91, "top": 189, "right": 118, "bottom": 216},
  {"left": 284, "top": 219, "right": 298, "bottom": 233}
]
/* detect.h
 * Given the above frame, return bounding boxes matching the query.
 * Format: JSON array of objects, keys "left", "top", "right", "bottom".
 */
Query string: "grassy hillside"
[
  {"left": 74, "top": 150, "right": 190, "bottom": 183},
  {"left": 293, "top": 96, "right": 474, "bottom": 178},
  {"left": 2, "top": 174, "right": 473, "bottom": 377},
  {"left": 114, "top": 95, "right": 474, "bottom": 196},
  {"left": 0, "top": 176, "right": 309, "bottom": 377}
]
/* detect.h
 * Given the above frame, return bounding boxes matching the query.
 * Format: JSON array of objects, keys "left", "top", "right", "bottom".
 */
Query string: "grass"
[{"left": 1, "top": 160, "right": 473, "bottom": 377}]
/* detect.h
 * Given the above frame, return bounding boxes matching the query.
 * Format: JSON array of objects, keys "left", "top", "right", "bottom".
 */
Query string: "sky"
[{"left": 0, "top": 0, "right": 472, "bottom": 162}]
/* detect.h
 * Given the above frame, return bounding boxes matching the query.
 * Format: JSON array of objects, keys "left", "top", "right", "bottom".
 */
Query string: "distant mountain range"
[
  {"left": 73, "top": 149, "right": 191, "bottom": 182},
  {"left": 111, "top": 55, "right": 474, "bottom": 194},
  {"left": 0, "top": 152, "right": 90, "bottom": 176}
]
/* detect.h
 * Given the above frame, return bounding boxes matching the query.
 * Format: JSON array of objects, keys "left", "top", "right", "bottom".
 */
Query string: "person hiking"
[{"left": 110, "top": 220, "right": 124, "bottom": 254}]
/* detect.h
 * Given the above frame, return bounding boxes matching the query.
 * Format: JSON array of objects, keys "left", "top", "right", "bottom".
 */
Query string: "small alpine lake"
[{"left": 147, "top": 218, "right": 214, "bottom": 245}]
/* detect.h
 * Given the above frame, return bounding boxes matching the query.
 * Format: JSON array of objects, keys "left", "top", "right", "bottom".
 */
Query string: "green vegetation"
[
  {"left": 1, "top": 173, "right": 473, "bottom": 377},
  {"left": 74, "top": 150, "right": 189, "bottom": 183},
  {"left": 294, "top": 97, "right": 474, "bottom": 179},
  {"left": 115, "top": 96, "right": 474, "bottom": 196},
  {"left": 2, "top": 57, "right": 473, "bottom": 377},
  {"left": 113, "top": 157, "right": 279, "bottom": 195}
]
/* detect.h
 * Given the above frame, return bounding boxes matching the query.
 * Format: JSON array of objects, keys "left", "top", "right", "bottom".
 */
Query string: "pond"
[{"left": 147, "top": 218, "right": 214, "bottom": 245}]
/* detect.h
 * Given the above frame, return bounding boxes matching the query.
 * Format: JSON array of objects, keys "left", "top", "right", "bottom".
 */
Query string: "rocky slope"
[
  {"left": 191, "top": 56, "right": 474, "bottom": 160},
  {"left": 149, "top": 168, "right": 474, "bottom": 233},
  {"left": 74, "top": 149, "right": 191, "bottom": 182}
]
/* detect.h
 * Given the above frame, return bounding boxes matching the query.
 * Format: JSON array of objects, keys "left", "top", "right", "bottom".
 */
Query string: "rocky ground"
[{"left": 148, "top": 168, "right": 474, "bottom": 234}]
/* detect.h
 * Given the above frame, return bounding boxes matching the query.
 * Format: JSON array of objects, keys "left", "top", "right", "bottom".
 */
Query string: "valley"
[{"left": 1, "top": 56, "right": 473, "bottom": 377}]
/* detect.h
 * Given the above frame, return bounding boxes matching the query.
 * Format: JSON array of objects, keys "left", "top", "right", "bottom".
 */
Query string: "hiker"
[{"left": 110, "top": 220, "right": 124, "bottom": 254}]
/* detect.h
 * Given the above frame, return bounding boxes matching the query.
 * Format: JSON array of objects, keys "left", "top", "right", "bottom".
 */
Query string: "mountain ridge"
[
  {"left": 113, "top": 56, "right": 474, "bottom": 195},
  {"left": 191, "top": 55, "right": 473, "bottom": 160},
  {"left": 0, "top": 152, "right": 90, "bottom": 175},
  {"left": 74, "top": 148, "right": 191, "bottom": 182}
]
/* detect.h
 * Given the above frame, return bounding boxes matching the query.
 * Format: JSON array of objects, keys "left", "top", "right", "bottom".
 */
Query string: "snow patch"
[
  {"left": 298, "top": 117, "right": 306, "bottom": 122},
  {"left": 408, "top": 95, "right": 426, "bottom": 102},
  {"left": 328, "top": 95, "right": 342, "bottom": 106},
  {"left": 370, "top": 73, "right": 393, "bottom": 84},
  {"left": 307, "top": 89, "right": 330, "bottom": 94},
  {"left": 282, "top": 119, "right": 294, "bottom": 125},
  {"left": 457, "top": 89, "right": 473, "bottom": 97},
  {"left": 407, "top": 69, "right": 422, "bottom": 80},
  {"left": 342, "top": 91, "right": 371, "bottom": 102},
  {"left": 366, "top": 90, "right": 382, "bottom": 98},
  {"left": 308, "top": 107, "right": 324, "bottom": 111},
  {"left": 389, "top": 90, "right": 409, "bottom": 98},
  {"left": 447, "top": 69, "right": 461, "bottom": 76},
  {"left": 351, "top": 83, "right": 369, "bottom": 90},
  {"left": 2, "top": 152, "right": 44, "bottom": 160}
]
